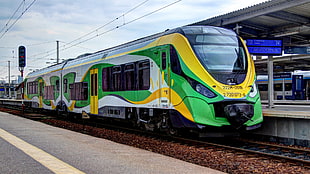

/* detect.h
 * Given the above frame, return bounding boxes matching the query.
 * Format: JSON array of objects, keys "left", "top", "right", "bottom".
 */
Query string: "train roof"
[
  {"left": 27, "top": 61, "right": 67, "bottom": 78},
  {"left": 26, "top": 26, "right": 236, "bottom": 79},
  {"left": 71, "top": 25, "right": 236, "bottom": 62}
]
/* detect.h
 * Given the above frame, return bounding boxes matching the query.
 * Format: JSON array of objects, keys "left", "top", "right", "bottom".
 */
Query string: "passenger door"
[
  {"left": 38, "top": 80, "right": 44, "bottom": 108},
  {"left": 90, "top": 68, "right": 98, "bottom": 114},
  {"left": 159, "top": 49, "right": 171, "bottom": 108}
]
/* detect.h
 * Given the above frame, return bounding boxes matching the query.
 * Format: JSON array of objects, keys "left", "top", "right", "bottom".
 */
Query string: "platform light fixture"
[{"left": 274, "top": 31, "right": 299, "bottom": 37}]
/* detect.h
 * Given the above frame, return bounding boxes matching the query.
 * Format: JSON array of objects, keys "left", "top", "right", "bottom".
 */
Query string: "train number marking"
[
  {"left": 222, "top": 86, "right": 243, "bottom": 90},
  {"left": 224, "top": 93, "right": 246, "bottom": 98}
]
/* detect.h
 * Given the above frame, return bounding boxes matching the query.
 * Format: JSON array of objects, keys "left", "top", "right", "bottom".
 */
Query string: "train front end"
[{"left": 169, "top": 26, "right": 263, "bottom": 133}]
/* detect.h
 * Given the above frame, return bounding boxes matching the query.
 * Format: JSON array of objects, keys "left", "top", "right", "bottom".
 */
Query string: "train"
[
  {"left": 23, "top": 25, "right": 263, "bottom": 136},
  {"left": 257, "top": 71, "right": 310, "bottom": 100}
]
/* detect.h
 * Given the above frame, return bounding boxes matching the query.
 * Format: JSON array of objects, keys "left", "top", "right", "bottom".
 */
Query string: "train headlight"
[
  {"left": 249, "top": 84, "right": 258, "bottom": 98},
  {"left": 195, "top": 83, "right": 217, "bottom": 98},
  {"left": 186, "top": 77, "right": 217, "bottom": 98}
]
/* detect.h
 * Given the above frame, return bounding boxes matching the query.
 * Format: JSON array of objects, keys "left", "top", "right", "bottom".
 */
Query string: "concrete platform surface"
[
  {"left": 262, "top": 104, "right": 310, "bottom": 119},
  {"left": 253, "top": 104, "right": 310, "bottom": 147},
  {"left": 0, "top": 112, "right": 224, "bottom": 174}
]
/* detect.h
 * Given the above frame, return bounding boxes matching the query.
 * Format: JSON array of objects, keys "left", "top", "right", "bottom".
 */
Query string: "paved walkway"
[{"left": 0, "top": 112, "right": 225, "bottom": 174}]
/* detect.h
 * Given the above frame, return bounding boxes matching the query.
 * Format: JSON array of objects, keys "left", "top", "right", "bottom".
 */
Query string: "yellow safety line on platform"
[{"left": 0, "top": 128, "right": 85, "bottom": 174}]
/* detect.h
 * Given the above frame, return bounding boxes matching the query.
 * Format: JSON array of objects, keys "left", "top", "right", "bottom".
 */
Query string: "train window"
[
  {"left": 162, "top": 52, "right": 167, "bottom": 70},
  {"left": 170, "top": 46, "right": 182, "bottom": 75},
  {"left": 44, "top": 85, "right": 54, "bottom": 100},
  {"left": 285, "top": 83, "right": 292, "bottom": 91},
  {"left": 27, "top": 82, "right": 31, "bottom": 94},
  {"left": 55, "top": 80, "right": 60, "bottom": 92},
  {"left": 27, "top": 81, "right": 38, "bottom": 94},
  {"left": 91, "top": 74, "right": 94, "bottom": 96},
  {"left": 125, "top": 63, "right": 135, "bottom": 90},
  {"left": 258, "top": 84, "right": 268, "bottom": 91},
  {"left": 29, "top": 82, "right": 32, "bottom": 94},
  {"left": 138, "top": 60, "right": 150, "bottom": 90},
  {"left": 32, "top": 82, "right": 35, "bottom": 94},
  {"left": 29, "top": 82, "right": 33, "bottom": 94},
  {"left": 103, "top": 60, "right": 150, "bottom": 92},
  {"left": 34, "top": 81, "right": 38, "bottom": 94},
  {"left": 70, "top": 82, "right": 88, "bottom": 100},
  {"left": 112, "top": 66, "right": 122, "bottom": 91},
  {"left": 102, "top": 67, "right": 112, "bottom": 91},
  {"left": 274, "top": 84, "right": 282, "bottom": 91},
  {"left": 91, "top": 73, "right": 98, "bottom": 96},
  {"left": 39, "top": 82, "right": 44, "bottom": 96},
  {"left": 28, "top": 82, "right": 31, "bottom": 94},
  {"left": 63, "top": 79, "right": 68, "bottom": 93}
]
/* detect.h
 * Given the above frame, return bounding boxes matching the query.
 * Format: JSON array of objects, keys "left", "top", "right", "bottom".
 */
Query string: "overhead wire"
[
  {"left": 29, "top": 0, "right": 181, "bottom": 65},
  {"left": 31, "top": 0, "right": 151, "bottom": 61},
  {"left": 0, "top": 0, "right": 183, "bottom": 79},
  {"left": 56, "top": 0, "right": 182, "bottom": 56},
  {"left": 66, "top": 0, "right": 150, "bottom": 47},
  {"left": 27, "top": 41, "right": 55, "bottom": 47},
  {"left": 0, "top": 0, "right": 38, "bottom": 40},
  {"left": 0, "top": 0, "right": 25, "bottom": 35},
  {"left": 59, "top": 41, "right": 95, "bottom": 52}
]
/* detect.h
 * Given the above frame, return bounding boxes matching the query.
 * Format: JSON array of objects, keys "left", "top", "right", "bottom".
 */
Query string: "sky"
[{"left": 0, "top": 0, "right": 267, "bottom": 83}]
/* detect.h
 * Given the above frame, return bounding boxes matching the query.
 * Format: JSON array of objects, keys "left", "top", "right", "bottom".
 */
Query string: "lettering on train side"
[{"left": 222, "top": 86, "right": 243, "bottom": 90}]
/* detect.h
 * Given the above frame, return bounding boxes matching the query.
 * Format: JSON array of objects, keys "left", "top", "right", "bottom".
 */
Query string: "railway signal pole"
[{"left": 18, "top": 46, "right": 26, "bottom": 115}]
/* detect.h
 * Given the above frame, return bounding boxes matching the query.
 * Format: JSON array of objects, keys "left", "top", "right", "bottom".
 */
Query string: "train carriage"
[
  {"left": 24, "top": 26, "right": 263, "bottom": 135},
  {"left": 257, "top": 71, "right": 310, "bottom": 100}
]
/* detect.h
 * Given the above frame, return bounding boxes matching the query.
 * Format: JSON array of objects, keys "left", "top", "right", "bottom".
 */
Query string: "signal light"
[{"left": 18, "top": 46, "right": 26, "bottom": 67}]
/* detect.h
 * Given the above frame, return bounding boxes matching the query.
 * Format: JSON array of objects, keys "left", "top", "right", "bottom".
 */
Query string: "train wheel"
[
  {"left": 159, "top": 113, "right": 178, "bottom": 136},
  {"left": 56, "top": 108, "right": 61, "bottom": 117},
  {"left": 127, "top": 112, "right": 138, "bottom": 128},
  {"left": 63, "top": 107, "right": 70, "bottom": 119},
  {"left": 167, "top": 127, "right": 178, "bottom": 136}
]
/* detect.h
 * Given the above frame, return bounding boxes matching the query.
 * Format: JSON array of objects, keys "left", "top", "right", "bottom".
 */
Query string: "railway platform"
[
  {"left": 0, "top": 111, "right": 224, "bottom": 174},
  {"left": 252, "top": 102, "right": 310, "bottom": 147}
]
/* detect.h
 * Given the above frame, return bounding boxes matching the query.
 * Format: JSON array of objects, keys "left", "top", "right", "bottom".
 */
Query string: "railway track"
[
  {"left": 73, "top": 114, "right": 310, "bottom": 166},
  {"left": 0, "top": 105, "right": 309, "bottom": 172},
  {"left": 170, "top": 137, "right": 310, "bottom": 166},
  {"left": 81, "top": 118, "right": 310, "bottom": 166}
]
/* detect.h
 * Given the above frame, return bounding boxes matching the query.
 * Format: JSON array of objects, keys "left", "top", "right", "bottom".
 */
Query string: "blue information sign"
[
  {"left": 247, "top": 47, "right": 282, "bottom": 55},
  {"left": 246, "top": 39, "right": 282, "bottom": 47},
  {"left": 273, "top": 73, "right": 291, "bottom": 79},
  {"left": 246, "top": 38, "right": 283, "bottom": 56},
  {"left": 284, "top": 46, "right": 310, "bottom": 54}
]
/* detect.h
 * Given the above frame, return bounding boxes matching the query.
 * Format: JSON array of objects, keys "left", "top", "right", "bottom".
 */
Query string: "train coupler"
[{"left": 224, "top": 103, "right": 254, "bottom": 129}]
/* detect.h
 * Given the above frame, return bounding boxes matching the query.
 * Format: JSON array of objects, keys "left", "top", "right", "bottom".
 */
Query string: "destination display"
[
  {"left": 247, "top": 47, "right": 282, "bottom": 55},
  {"left": 246, "top": 38, "right": 283, "bottom": 56},
  {"left": 273, "top": 73, "right": 291, "bottom": 79},
  {"left": 246, "top": 39, "right": 282, "bottom": 47},
  {"left": 284, "top": 46, "right": 310, "bottom": 54}
]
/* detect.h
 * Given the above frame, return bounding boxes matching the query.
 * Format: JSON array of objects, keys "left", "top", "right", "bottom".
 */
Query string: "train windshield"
[
  {"left": 183, "top": 26, "right": 248, "bottom": 85},
  {"left": 191, "top": 35, "right": 247, "bottom": 72}
]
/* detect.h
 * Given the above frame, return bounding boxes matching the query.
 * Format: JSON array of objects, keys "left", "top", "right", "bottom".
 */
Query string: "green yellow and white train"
[{"left": 24, "top": 26, "right": 263, "bottom": 136}]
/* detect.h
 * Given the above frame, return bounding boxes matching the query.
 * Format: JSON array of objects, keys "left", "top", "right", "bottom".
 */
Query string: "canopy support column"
[{"left": 268, "top": 56, "right": 274, "bottom": 108}]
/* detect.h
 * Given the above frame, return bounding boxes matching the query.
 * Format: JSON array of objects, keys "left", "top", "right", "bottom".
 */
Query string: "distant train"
[
  {"left": 24, "top": 26, "right": 263, "bottom": 136},
  {"left": 257, "top": 71, "right": 310, "bottom": 100}
]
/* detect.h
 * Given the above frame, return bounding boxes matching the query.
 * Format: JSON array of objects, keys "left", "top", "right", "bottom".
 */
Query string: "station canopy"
[{"left": 189, "top": 0, "right": 310, "bottom": 74}]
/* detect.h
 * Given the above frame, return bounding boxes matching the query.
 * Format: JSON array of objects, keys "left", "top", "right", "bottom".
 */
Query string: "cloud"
[{"left": 0, "top": 0, "right": 267, "bottom": 80}]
